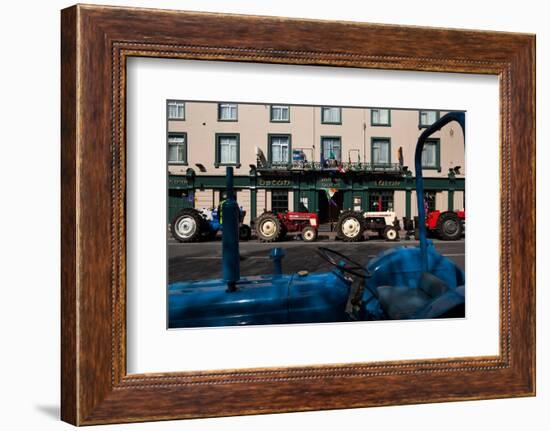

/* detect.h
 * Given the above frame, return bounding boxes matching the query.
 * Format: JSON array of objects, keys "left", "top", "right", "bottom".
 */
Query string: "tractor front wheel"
[
  {"left": 255, "top": 212, "right": 282, "bottom": 242},
  {"left": 171, "top": 208, "right": 204, "bottom": 243},
  {"left": 437, "top": 211, "right": 463, "bottom": 240},
  {"left": 301, "top": 226, "right": 318, "bottom": 242},
  {"left": 336, "top": 211, "right": 365, "bottom": 242},
  {"left": 383, "top": 225, "right": 399, "bottom": 242}
]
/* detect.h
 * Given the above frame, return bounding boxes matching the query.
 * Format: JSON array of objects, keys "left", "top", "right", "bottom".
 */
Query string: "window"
[
  {"left": 218, "top": 103, "right": 238, "bottom": 121},
  {"left": 215, "top": 134, "right": 240, "bottom": 166},
  {"left": 167, "top": 100, "right": 185, "bottom": 120},
  {"left": 167, "top": 133, "right": 187, "bottom": 164},
  {"left": 271, "top": 190, "right": 289, "bottom": 213},
  {"left": 270, "top": 105, "right": 290, "bottom": 122},
  {"left": 321, "top": 137, "right": 342, "bottom": 164},
  {"left": 419, "top": 110, "right": 439, "bottom": 127},
  {"left": 321, "top": 107, "right": 342, "bottom": 124},
  {"left": 422, "top": 139, "right": 440, "bottom": 169},
  {"left": 371, "top": 138, "right": 391, "bottom": 165},
  {"left": 425, "top": 191, "right": 437, "bottom": 212},
  {"left": 369, "top": 191, "right": 394, "bottom": 212},
  {"left": 298, "top": 194, "right": 310, "bottom": 212},
  {"left": 269, "top": 135, "right": 291, "bottom": 164},
  {"left": 371, "top": 108, "right": 391, "bottom": 126}
]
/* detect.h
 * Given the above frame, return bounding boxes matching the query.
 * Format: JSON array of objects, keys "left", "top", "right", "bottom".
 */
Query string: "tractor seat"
[{"left": 377, "top": 272, "right": 450, "bottom": 320}]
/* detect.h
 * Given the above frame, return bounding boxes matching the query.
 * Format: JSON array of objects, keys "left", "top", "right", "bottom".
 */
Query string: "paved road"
[{"left": 168, "top": 237, "right": 465, "bottom": 284}]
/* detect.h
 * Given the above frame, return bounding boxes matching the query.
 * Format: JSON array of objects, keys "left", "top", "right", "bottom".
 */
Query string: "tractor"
[
  {"left": 169, "top": 111, "right": 467, "bottom": 328},
  {"left": 425, "top": 209, "right": 465, "bottom": 241},
  {"left": 336, "top": 210, "right": 400, "bottom": 242},
  {"left": 254, "top": 211, "right": 319, "bottom": 242},
  {"left": 171, "top": 206, "right": 251, "bottom": 243}
]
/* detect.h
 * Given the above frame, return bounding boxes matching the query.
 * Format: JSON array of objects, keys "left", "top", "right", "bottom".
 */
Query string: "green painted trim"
[
  {"left": 166, "top": 99, "right": 186, "bottom": 121},
  {"left": 167, "top": 131, "right": 188, "bottom": 165},
  {"left": 320, "top": 106, "right": 342, "bottom": 124},
  {"left": 370, "top": 108, "right": 391, "bottom": 127},
  {"left": 320, "top": 136, "right": 342, "bottom": 162},
  {"left": 418, "top": 110, "right": 441, "bottom": 128},
  {"left": 422, "top": 138, "right": 441, "bottom": 172},
  {"left": 169, "top": 174, "right": 465, "bottom": 192},
  {"left": 370, "top": 137, "right": 392, "bottom": 165},
  {"left": 405, "top": 190, "right": 411, "bottom": 219},
  {"left": 448, "top": 190, "right": 454, "bottom": 211},
  {"left": 217, "top": 103, "right": 238, "bottom": 122},
  {"left": 214, "top": 133, "right": 241, "bottom": 168},
  {"left": 250, "top": 188, "right": 257, "bottom": 221},
  {"left": 267, "top": 134, "right": 292, "bottom": 164},
  {"left": 269, "top": 105, "right": 291, "bottom": 123}
]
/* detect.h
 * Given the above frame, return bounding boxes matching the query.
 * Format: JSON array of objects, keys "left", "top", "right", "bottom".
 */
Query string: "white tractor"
[{"left": 336, "top": 210, "right": 400, "bottom": 242}]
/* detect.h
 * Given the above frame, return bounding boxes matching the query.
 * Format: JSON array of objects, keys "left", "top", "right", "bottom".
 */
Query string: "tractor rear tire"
[
  {"left": 437, "top": 211, "right": 463, "bottom": 240},
  {"left": 383, "top": 225, "right": 399, "bottom": 242},
  {"left": 171, "top": 208, "right": 204, "bottom": 243},
  {"left": 301, "top": 226, "right": 318, "bottom": 242},
  {"left": 336, "top": 211, "right": 365, "bottom": 242},
  {"left": 239, "top": 224, "right": 252, "bottom": 241},
  {"left": 255, "top": 212, "right": 282, "bottom": 242}
]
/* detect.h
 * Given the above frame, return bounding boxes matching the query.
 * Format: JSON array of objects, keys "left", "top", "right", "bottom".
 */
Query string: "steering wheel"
[{"left": 316, "top": 247, "right": 371, "bottom": 279}]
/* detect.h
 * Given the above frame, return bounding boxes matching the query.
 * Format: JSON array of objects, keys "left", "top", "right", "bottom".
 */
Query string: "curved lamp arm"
[{"left": 414, "top": 111, "right": 465, "bottom": 272}]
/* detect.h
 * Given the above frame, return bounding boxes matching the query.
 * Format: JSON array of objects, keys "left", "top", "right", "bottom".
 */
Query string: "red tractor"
[
  {"left": 423, "top": 209, "right": 465, "bottom": 240},
  {"left": 254, "top": 211, "right": 319, "bottom": 242}
]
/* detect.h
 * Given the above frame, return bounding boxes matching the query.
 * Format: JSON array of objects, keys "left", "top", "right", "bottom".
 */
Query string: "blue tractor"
[
  {"left": 171, "top": 205, "right": 251, "bottom": 243},
  {"left": 168, "top": 112, "right": 466, "bottom": 328}
]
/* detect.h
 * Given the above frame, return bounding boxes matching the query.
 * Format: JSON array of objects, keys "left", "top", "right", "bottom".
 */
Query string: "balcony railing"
[{"left": 256, "top": 159, "right": 404, "bottom": 174}]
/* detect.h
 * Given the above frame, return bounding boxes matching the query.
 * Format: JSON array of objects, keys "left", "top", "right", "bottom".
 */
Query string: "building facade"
[{"left": 167, "top": 101, "right": 465, "bottom": 226}]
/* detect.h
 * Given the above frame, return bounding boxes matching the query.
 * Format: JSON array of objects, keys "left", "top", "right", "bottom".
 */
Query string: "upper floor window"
[
  {"left": 218, "top": 103, "right": 238, "bottom": 121},
  {"left": 167, "top": 133, "right": 187, "bottom": 164},
  {"left": 419, "top": 110, "right": 439, "bottom": 127},
  {"left": 270, "top": 105, "right": 290, "bottom": 122},
  {"left": 167, "top": 100, "right": 185, "bottom": 120},
  {"left": 321, "top": 107, "right": 342, "bottom": 124},
  {"left": 371, "top": 138, "right": 391, "bottom": 165},
  {"left": 371, "top": 108, "right": 391, "bottom": 126},
  {"left": 215, "top": 134, "right": 240, "bottom": 167},
  {"left": 422, "top": 139, "right": 440, "bottom": 170},
  {"left": 321, "top": 137, "right": 342, "bottom": 164},
  {"left": 269, "top": 135, "right": 291, "bottom": 164}
]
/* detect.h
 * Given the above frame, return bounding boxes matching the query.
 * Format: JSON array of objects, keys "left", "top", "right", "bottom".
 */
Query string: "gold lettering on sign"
[
  {"left": 258, "top": 179, "right": 291, "bottom": 187},
  {"left": 376, "top": 180, "right": 400, "bottom": 187}
]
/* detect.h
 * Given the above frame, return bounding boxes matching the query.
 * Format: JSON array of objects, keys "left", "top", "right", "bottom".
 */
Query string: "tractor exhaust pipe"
[{"left": 222, "top": 167, "right": 240, "bottom": 292}]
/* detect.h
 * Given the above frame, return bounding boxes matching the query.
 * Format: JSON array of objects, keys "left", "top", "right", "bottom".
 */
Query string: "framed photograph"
[{"left": 61, "top": 4, "right": 535, "bottom": 425}]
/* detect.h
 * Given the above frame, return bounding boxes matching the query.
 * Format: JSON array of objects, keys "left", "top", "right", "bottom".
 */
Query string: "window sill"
[{"left": 214, "top": 163, "right": 241, "bottom": 168}]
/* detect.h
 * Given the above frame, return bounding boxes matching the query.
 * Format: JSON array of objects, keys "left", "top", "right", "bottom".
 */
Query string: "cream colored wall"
[{"left": 167, "top": 102, "right": 465, "bottom": 180}]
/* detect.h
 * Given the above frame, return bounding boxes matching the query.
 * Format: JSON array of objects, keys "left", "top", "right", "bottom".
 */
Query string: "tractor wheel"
[
  {"left": 336, "top": 211, "right": 365, "bottom": 242},
  {"left": 301, "top": 226, "right": 318, "bottom": 242},
  {"left": 171, "top": 208, "right": 203, "bottom": 243},
  {"left": 255, "top": 212, "right": 282, "bottom": 242},
  {"left": 383, "top": 225, "right": 399, "bottom": 242},
  {"left": 437, "top": 211, "right": 463, "bottom": 240},
  {"left": 239, "top": 224, "right": 252, "bottom": 241}
]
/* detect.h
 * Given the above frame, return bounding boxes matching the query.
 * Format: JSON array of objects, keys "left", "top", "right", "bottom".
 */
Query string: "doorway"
[{"left": 318, "top": 190, "right": 343, "bottom": 225}]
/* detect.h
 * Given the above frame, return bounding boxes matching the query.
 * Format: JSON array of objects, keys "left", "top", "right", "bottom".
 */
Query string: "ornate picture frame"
[{"left": 61, "top": 4, "right": 535, "bottom": 425}]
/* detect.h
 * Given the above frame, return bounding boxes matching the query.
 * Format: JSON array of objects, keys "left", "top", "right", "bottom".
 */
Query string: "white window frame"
[
  {"left": 167, "top": 133, "right": 187, "bottom": 164},
  {"left": 371, "top": 108, "right": 390, "bottom": 126},
  {"left": 270, "top": 105, "right": 290, "bottom": 122},
  {"left": 167, "top": 100, "right": 185, "bottom": 120},
  {"left": 321, "top": 107, "right": 342, "bottom": 124},
  {"left": 218, "top": 103, "right": 238, "bottom": 121},
  {"left": 419, "top": 110, "right": 439, "bottom": 127}
]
